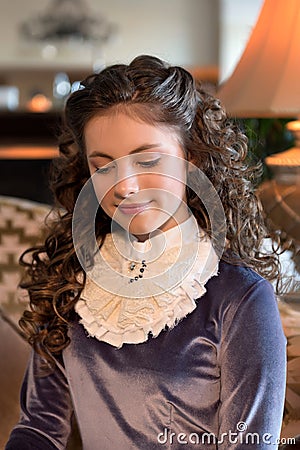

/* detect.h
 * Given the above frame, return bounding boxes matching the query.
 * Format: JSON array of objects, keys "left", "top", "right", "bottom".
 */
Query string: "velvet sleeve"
[
  {"left": 5, "top": 350, "right": 74, "bottom": 450},
  {"left": 217, "top": 279, "right": 287, "bottom": 449}
]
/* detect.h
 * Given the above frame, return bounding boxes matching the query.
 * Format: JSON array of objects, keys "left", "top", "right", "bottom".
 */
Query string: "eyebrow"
[{"left": 88, "top": 143, "right": 162, "bottom": 160}]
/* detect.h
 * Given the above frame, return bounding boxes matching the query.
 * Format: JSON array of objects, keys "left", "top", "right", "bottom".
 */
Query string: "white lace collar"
[{"left": 75, "top": 215, "right": 219, "bottom": 347}]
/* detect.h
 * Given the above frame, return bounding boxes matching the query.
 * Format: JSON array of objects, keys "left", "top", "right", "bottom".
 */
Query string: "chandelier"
[{"left": 19, "top": 0, "right": 116, "bottom": 44}]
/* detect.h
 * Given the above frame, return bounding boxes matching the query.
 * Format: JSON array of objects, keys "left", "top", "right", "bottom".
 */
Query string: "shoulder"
[
  {"left": 206, "top": 259, "right": 273, "bottom": 300},
  {"left": 201, "top": 259, "right": 277, "bottom": 322},
  {"left": 197, "top": 261, "right": 285, "bottom": 355}
]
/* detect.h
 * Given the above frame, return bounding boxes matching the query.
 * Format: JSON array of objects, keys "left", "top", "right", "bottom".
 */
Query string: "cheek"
[
  {"left": 152, "top": 175, "right": 187, "bottom": 203},
  {"left": 91, "top": 173, "right": 115, "bottom": 202},
  {"left": 98, "top": 191, "right": 116, "bottom": 220},
  {"left": 91, "top": 180, "right": 114, "bottom": 214},
  {"left": 100, "top": 190, "right": 113, "bottom": 206},
  {"left": 157, "top": 158, "right": 188, "bottom": 199}
]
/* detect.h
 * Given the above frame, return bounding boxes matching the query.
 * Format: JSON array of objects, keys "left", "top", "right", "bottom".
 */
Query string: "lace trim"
[{"left": 75, "top": 228, "right": 219, "bottom": 347}]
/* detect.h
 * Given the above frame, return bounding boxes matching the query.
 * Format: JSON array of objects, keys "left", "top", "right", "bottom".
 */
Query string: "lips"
[{"left": 117, "top": 201, "right": 152, "bottom": 215}]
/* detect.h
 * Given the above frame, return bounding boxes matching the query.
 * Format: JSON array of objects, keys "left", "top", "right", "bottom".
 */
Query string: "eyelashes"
[
  {"left": 95, "top": 166, "right": 113, "bottom": 174},
  {"left": 138, "top": 157, "right": 161, "bottom": 168},
  {"left": 95, "top": 157, "right": 161, "bottom": 175}
]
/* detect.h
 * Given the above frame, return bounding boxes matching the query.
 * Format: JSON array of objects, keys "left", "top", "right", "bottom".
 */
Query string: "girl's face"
[{"left": 84, "top": 112, "right": 189, "bottom": 241}]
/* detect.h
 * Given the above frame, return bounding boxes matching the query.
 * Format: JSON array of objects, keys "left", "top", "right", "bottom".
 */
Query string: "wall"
[
  {"left": 0, "top": 0, "right": 219, "bottom": 69},
  {"left": 219, "top": 0, "right": 263, "bottom": 82},
  {"left": 0, "top": 0, "right": 219, "bottom": 109}
]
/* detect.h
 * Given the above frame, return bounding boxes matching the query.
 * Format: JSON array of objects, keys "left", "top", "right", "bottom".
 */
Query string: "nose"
[{"left": 114, "top": 172, "right": 139, "bottom": 199}]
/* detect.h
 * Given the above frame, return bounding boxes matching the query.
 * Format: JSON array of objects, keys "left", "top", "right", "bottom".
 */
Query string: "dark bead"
[
  {"left": 134, "top": 276, "right": 139, "bottom": 281},
  {"left": 140, "top": 268, "right": 144, "bottom": 273},
  {"left": 139, "top": 274, "right": 143, "bottom": 278}
]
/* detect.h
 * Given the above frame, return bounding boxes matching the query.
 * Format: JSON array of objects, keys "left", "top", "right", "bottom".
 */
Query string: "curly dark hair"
[{"left": 19, "top": 54, "right": 280, "bottom": 366}]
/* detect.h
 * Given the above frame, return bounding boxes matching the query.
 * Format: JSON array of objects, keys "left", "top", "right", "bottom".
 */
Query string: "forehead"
[{"left": 84, "top": 112, "right": 183, "bottom": 159}]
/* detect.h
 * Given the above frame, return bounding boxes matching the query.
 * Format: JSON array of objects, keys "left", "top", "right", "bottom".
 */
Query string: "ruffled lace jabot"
[{"left": 75, "top": 215, "right": 219, "bottom": 347}]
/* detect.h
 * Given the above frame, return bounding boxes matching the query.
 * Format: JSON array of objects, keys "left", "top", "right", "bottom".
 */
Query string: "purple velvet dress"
[{"left": 6, "top": 261, "right": 286, "bottom": 449}]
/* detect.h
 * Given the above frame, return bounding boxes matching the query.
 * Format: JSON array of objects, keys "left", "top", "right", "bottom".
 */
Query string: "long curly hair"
[{"left": 19, "top": 55, "right": 280, "bottom": 365}]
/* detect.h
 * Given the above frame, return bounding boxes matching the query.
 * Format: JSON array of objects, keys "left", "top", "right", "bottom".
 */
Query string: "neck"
[{"left": 132, "top": 210, "right": 191, "bottom": 243}]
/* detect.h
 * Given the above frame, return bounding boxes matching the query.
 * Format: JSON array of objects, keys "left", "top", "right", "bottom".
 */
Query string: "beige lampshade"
[{"left": 217, "top": 0, "right": 300, "bottom": 118}]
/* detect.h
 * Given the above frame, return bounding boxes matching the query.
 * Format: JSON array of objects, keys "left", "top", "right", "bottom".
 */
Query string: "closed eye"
[
  {"left": 94, "top": 157, "right": 161, "bottom": 174},
  {"left": 138, "top": 158, "right": 161, "bottom": 168},
  {"left": 95, "top": 164, "right": 115, "bottom": 174}
]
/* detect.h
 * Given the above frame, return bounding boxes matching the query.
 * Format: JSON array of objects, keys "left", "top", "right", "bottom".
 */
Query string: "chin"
[
  {"left": 127, "top": 222, "right": 158, "bottom": 238},
  {"left": 115, "top": 212, "right": 164, "bottom": 236},
  {"left": 131, "top": 216, "right": 176, "bottom": 238}
]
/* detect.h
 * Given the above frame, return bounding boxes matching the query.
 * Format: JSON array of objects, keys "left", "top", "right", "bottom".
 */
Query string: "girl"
[{"left": 6, "top": 55, "right": 286, "bottom": 449}]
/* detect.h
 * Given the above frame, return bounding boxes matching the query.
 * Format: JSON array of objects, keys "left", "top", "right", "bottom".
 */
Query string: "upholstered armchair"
[
  {"left": 0, "top": 196, "right": 81, "bottom": 449},
  {"left": 0, "top": 196, "right": 51, "bottom": 447},
  {"left": 279, "top": 301, "right": 300, "bottom": 441}
]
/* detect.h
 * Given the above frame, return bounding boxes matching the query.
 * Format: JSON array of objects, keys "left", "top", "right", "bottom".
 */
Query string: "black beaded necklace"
[{"left": 128, "top": 260, "right": 147, "bottom": 283}]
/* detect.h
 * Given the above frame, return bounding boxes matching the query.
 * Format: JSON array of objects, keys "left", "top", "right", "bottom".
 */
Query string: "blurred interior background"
[
  {"left": 0, "top": 0, "right": 265, "bottom": 203},
  {"left": 0, "top": 1, "right": 299, "bottom": 447}
]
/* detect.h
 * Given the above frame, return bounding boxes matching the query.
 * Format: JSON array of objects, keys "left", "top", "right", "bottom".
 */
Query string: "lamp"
[
  {"left": 217, "top": 0, "right": 300, "bottom": 118},
  {"left": 217, "top": 1, "right": 300, "bottom": 437},
  {"left": 217, "top": 0, "right": 300, "bottom": 246}
]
